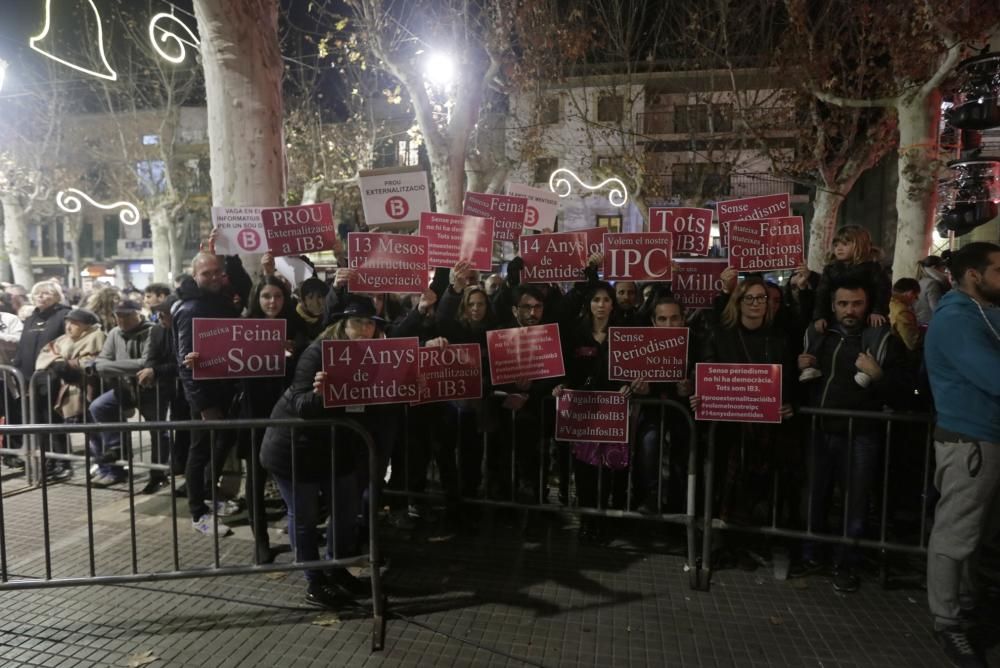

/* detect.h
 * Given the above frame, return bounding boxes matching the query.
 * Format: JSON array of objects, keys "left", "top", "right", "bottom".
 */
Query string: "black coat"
[
  {"left": 813, "top": 260, "right": 891, "bottom": 321},
  {"left": 13, "top": 303, "right": 70, "bottom": 381}
]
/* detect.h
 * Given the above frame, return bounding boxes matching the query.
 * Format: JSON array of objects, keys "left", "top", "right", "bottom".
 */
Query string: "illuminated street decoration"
[
  {"left": 548, "top": 168, "right": 629, "bottom": 207},
  {"left": 57, "top": 189, "right": 140, "bottom": 226},
  {"left": 149, "top": 12, "right": 200, "bottom": 64},
  {"left": 0, "top": 59, "right": 7, "bottom": 92},
  {"left": 29, "top": 0, "right": 118, "bottom": 81}
]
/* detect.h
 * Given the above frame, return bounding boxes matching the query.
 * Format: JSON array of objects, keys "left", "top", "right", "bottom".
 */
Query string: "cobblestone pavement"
[{"left": 0, "top": 470, "right": 997, "bottom": 667}]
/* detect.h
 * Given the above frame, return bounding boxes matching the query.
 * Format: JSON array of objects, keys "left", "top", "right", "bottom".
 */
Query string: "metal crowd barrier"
[
  {"left": 387, "top": 396, "right": 708, "bottom": 590},
  {"left": 701, "top": 406, "right": 935, "bottom": 590},
  {"left": 0, "top": 416, "right": 388, "bottom": 652}
]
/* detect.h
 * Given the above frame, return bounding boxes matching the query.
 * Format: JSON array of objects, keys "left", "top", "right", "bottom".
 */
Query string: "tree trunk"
[
  {"left": 0, "top": 220, "right": 11, "bottom": 283},
  {"left": 807, "top": 187, "right": 845, "bottom": 272},
  {"left": 193, "top": 0, "right": 285, "bottom": 275},
  {"left": 1, "top": 195, "right": 33, "bottom": 287},
  {"left": 150, "top": 206, "right": 172, "bottom": 283},
  {"left": 169, "top": 222, "right": 185, "bottom": 280},
  {"left": 429, "top": 145, "right": 467, "bottom": 214},
  {"left": 63, "top": 212, "right": 83, "bottom": 289},
  {"left": 891, "top": 93, "right": 939, "bottom": 279}
]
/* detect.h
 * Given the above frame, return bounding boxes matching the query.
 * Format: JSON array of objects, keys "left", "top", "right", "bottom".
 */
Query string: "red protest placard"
[
  {"left": 192, "top": 318, "right": 286, "bottom": 380},
  {"left": 418, "top": 212, "right": 493, "bottom": 272},
  {"left": 603, "top": 232, "right": 673, "bottom": 281},
  {"left": 607, "top": 327, "right": 688, "bottom": 382},
  {"left": 716, "top": 193, "right": 790, "bottom": 249},
  {"left": 578, "top": 226, "right": 607, "bottom": 256},
  {"left": 694, "top": 362, "right": 782, "bottom": 423},
  {"left": 414, "top": 343, "right": 483, "bottom": 405},
  {"left": 555, "top": 390, "right": 629, "bottom": 444},
  {"left": 347, "top": 232, "right": 428, "bottom": 294},
  {"left": 648, "top": 207, "right": 713, "bottom": 256},
  {"left": 463, "top": 191, "right": 528, "bottom": 242},
  {"left": 671, "top": 259, "right": 729, "bottom": 311},
  {"left": 486, "top": 323, "right": 565, "bottom": 386},
  {"left": 260, "top": 203, "right": 337, "bottom": 256},
  {"left": 727, "top": 216, "right": 805, "bottom": 272},
  {"left": 321, "top": 337, "right": 419, "bottom": 407},
  {"left": 519, "top": 231, "right": 590, "bottom": 283}
]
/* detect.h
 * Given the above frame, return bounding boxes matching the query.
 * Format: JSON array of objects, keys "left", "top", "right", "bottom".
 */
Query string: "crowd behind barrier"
[{"left": 0, "top": 229, "right": 994, "bottom": 665}]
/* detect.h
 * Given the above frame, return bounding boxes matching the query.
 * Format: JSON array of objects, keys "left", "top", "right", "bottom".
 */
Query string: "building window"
[
  {"left": 103, "top": 215, "right": 120, "bottom": 260},
  {"left": 540, "top": 97, "right": 560, "bottom": 124},
  {"left": 596, "top": 214, "right": 622, "bottom": 232},
  {"left": 533, "top": 157, "right": 558, "bottom": 184},
  {"left": 396, "top": 139, "right": 420, "bottom": 167},
  {"left": 597, "top": 94, "right": 624, "bottom": 123},
  {"left": 671, "top": 163, "right": 732, "bottom": 197},
  {"left": 136, "top": 160, "right": 166, "bottom": 196},
  {"left": 142, "top": 134, "right": 160, "bottom": 145},
  {"left": 596, "top": 156, "right": 623, "bottom": 174},
  {"left": 673, "top": 104, "right": 733, "bottom": 133}
]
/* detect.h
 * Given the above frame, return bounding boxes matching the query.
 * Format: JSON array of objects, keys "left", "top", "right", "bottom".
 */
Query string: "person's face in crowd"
[
  {"left": 193, "top": 256, "right": 224, "bottom": 293},
  {"left": 258, "top": 285, "right": 285, "bottom": 318},
  {"left": 345, "top": 316, "right": 376, "bottom": 340},
  {"left": 833, "top": 287, "right": 868, "bottom": 330},
  {"left": 969, "top": 251, "right": 1000, "bottom": 306},
  {"left": 652, "top": 303, "right": 684, "bottom": 328},
  {"left": 116, "top": 311, "right": 142, "bottom": 332},
  {"left": 766, "top": 285, "right": 782, "bottom": 318},
  {"left": 158, "top": 311, "right": 173, "bottom": 329},
  {"left": 33, "top": 288, "right": 59, "bottom": 311},
  {"left": 740, "top": 284, "right": 769, "bottom": 323},
  {"left": 65, "top": 319, "right": 86, "bottom": 340},
  {"left": 898, "top": 290, "right": 920, "bottom": 306},
  {"left": 514, "top": 295, "right": 543, "bottom": 327},
  {"left": 643, "top": 285, "right": 655, "bottom": 303},
  {"left": 616, "top": 282, "right": 637, "bottom": 310},
  {"left": 144, "top": 291, "right": 166, "bottom": 309},
  {"left": 373, "top": 294, "right": 386, "bottom": 317},
  {"left": 302, "top": 292, "right": 324, "bottom": 317},
  {"left": 466, "top": 292, "right": 487, "bottom": 323},
  {"left": 833, "top": 239, "right": 856, "bottom": 262},
  {"left": 485, "top": 275, "right": 502, "bottom": 296},
  {"left": 6, "top": 288, "right": 27, "bottom": 311},
  {"left": 590, "top": 289, "right": 613, "bottom": 321}
]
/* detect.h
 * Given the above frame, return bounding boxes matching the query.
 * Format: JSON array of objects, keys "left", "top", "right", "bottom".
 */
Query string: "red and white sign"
[
  {"left": 347, "top": 233, "right": 428, "bottom": 294},
  {"left": 603, "top": 233, "right": 673, "bottom": 281},
  {"left": 358, "top": 167, "right": 430, "bottom": 228},
  {"left": 418, "top": 212, "right": 493, "bottom": 272},
  {"left": 694, "top": 362, "right": 782, "bottom": 423},
  {"left": 463, "top": 191, "right": 528, "bottom": 243},
  {"left": 649, "top": 207, "right": 713, "bottom": 256},
  {"left": 555, "top": 390, "right": 629, "bottom": 444},
  {"left": 506, "top": 183, "right": 558, "bottom": 232},
  {"left": 192, "top": 318, "right": 286, "bottom": 380},
  {"left": 486, "top": 323, "right": 565, "bottom": 386},
  {"left": 727, "top": 216, "right": 805, "bottom": 272},
  {"left": 716, "top": 193, "right": 790, "bottom": 249},
  {"left": 321, "top": 337, "right": 419, "bottom": 407},
  {"left": 212, "top": 207, "right": 266, "bottom": 255},
  {"left": 519, "top": 231, "right": 590, "bottom": 283},
  {"left": 260, "top": 202, "right": 337, "bottom": 256},
  {"left": 608, "top": 327, "right": 688, "bottom": 382},
  {"left": 671, "top": 259, "right": 729, "bottom": 311},
  {"left": 414, "top": 343, "right": 482, "bottom": 405}
]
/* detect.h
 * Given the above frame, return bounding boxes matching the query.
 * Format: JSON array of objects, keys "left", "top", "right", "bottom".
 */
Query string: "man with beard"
[{"left": 924, "top": 242, "right": 1000, "bottom": 668}]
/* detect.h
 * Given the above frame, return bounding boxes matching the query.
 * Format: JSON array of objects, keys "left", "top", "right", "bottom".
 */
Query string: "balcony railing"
[
  {"left": 646, "top": 172, "right": 808, "bottom": 199},
  {"left": 637, "top": 107, "right": 796, "bottom": 136}
]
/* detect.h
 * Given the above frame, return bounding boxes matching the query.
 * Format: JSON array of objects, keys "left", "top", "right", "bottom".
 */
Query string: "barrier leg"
[
  {"left": 695, "top": 423, "right": 716, "bottom": 591},
  {"left": 368, "top": 431, "right": 386, "bottom": 652}
]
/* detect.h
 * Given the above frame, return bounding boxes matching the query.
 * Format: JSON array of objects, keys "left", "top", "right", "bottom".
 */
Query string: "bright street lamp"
[{"left": 423, "top": 52, "right": 455, "bottom": 88}]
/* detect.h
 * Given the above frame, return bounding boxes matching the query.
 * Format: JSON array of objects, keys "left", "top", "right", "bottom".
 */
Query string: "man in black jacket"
[
  {"left": 796, "top": 282, "right": 911, "bottom": 593},
  {"left": 173, "top": 253, "right": 246, "bottom": 536}
]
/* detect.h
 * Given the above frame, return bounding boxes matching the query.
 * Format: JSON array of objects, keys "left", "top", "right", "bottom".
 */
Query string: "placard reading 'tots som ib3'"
[
  {"left": 192, "top": 318, "right": 286, "bottom": 380},
  {"left": 321, "top": 337, "right": 420, "bottom": 408},
  {"left": 694, "top": 362, "right": 782, "bottom": 423}
]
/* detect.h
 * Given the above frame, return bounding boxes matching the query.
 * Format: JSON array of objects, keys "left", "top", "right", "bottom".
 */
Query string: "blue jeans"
[
  {"left": 273, "top": 472, "right": 360, "bottom": 584},
  {"left": 804, "top": 430, "right": 882, "bottom": 567},
  {"left": 89, "top": 389, "right": 170, "bottom": 480}
]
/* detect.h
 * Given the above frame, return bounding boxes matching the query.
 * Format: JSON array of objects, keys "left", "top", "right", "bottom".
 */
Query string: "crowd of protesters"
[{"left": 0, "top": 225, "right": 996, "bottom": 667}]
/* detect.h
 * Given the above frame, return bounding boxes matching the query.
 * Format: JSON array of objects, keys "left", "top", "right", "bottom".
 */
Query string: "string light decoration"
[
  {"left": 0, "top": 59, "right": 7, "bottom": 92},
  {"left": 148, "top": 11, "right": 200, "bottom": 64},
  {"left": 57, "top": 188, "right": 140, "bottom": 226},
  {"left": 548, "top": 168, "right": 629, "bottom": 207},
  {"left": 29, "top": 0, "right": 118, "bottom": 81}
]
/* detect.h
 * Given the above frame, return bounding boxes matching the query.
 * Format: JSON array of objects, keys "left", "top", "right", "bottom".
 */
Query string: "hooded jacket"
[
  {"left": 925, "top": 290, "right": 1000, "bottom": 443},
  {"left": 95, "top": 320, "right": 154, "bottom": 376},
  {"left": 13, "top": 303, "right": 70, "bottom": 382}
]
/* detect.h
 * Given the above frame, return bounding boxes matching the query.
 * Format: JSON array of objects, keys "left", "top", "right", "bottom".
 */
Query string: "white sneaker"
[
  {"left": 854, "top": 371, "right": 872, "bottom": 388},
  {"left": 214, "top": 499, "right": 241, "bottom": 517},
  {"left": 192, "top": 513, "right": 232, "bottom": 536},
  {"left": 799, "top": 367, "right": 823, "bottom": 382}
]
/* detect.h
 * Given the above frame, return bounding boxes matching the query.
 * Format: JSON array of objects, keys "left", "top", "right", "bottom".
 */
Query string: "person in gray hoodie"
[{"left": 88, "top": 300, "right": 156, "bottom": 485}]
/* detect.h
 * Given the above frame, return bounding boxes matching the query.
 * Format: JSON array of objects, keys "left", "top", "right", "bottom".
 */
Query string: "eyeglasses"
[{"left": 742, "top": 295, "right": 769, "bottom": 304}]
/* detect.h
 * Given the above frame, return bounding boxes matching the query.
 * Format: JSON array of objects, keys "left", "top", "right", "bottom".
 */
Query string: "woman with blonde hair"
[{"left": 83, "top": 286, "right": 122, "bottom": 333}]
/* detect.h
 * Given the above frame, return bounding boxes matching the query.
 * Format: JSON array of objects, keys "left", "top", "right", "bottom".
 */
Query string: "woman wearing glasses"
[{"left": 689, "top": 275, "right": 796, "bottom": 544}]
